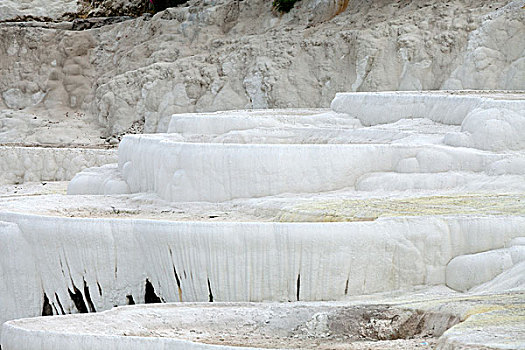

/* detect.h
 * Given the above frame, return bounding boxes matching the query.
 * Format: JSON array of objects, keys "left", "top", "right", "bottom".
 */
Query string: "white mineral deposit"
[{"left": 0, "top": 0, "right": 524, "bottom": 349}]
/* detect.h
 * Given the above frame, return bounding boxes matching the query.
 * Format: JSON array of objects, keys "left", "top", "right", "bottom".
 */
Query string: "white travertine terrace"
[
  {"left": 116, "top": 138, "right": 518, "bottom": 202},
  {"left": 68, "top": 92, "right": 525, "bottom": 201},
  {"left": 3, "top": 293, "right": 524, "bottom": 350},
  {"left": 1, "top": 0, "right": 524, "bottom": 346},
  {"left": 331, "top": 92, "right": 525, "bottom": 151},
  {"left": 0, "top": 212, "right": 523, "bottom": 335},
  {"left": 330, "top": 92, "right": 525, "bottom": 126},
  {"left": 2, "top": 91, "right": 524, "bottom": 349}
]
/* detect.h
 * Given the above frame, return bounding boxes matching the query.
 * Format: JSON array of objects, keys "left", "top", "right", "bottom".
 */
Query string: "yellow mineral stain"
[{"left": 277, "top": 193, "right": 525, "bottom": 222}]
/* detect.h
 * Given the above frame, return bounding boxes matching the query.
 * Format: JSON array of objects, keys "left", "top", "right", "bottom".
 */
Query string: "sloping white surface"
[
  {"left": 470, "top": 261, "right": 525, "bottom": 294},
  {"left": 446, "top": 246, "right": 525, "bottom": 292},
  {"left": 67, "top": 163, "right": 130, "bottom": 195},
  {"left": 330, "top": 92, "right": 525, "bottom": 126}
]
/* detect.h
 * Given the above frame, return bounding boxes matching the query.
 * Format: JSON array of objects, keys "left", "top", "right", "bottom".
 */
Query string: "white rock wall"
[
  {"left": 442, "top": 0, "right": 525, "bottom": 90},
  {"left": 0, "top": 212, "right": 522, "bottom": 337},
  {"left": 0, "top": 146, "right": 117, "bottom": 185},
  {"left": 114, "top": 133, "right": 511, "bottom": 202},
  {"left": 117, "top": 136, "right": 398, "bottom": 201}
]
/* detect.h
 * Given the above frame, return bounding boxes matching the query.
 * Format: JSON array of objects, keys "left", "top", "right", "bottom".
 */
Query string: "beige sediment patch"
[{"left": 277, "top": 193, "right": 525, "bottom": 222}]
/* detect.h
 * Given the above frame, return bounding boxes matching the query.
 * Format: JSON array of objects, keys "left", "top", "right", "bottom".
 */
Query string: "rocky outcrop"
[
  {"left": 0, "top": 0, "right": 151, "bottom": 21},
  {"left": 0, "top": 0, "right": 79, "bottom": 22},
  {"left": 1, "top": 0, "right": 524, "bottom": 139}
]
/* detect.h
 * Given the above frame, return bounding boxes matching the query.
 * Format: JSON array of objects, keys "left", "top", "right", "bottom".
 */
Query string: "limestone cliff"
[{"left": 0, "top": 0, "right": 523, "bottom": 140}]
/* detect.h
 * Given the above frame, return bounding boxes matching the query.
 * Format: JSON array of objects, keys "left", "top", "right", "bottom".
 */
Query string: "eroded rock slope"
[{"left": 1, "top": 0, "right": 524, "bottom": 143}]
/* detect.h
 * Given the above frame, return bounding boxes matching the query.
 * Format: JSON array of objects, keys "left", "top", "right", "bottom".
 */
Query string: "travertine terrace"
[
  {"left": 2, "top": 91, "right": 525, "bottom": 349},
  {"left": 1, "top": 0, "right": 524, "bottom": 349}
]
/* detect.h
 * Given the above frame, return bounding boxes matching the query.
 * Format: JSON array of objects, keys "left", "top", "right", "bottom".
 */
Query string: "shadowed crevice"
[
  {"left": 296, "top": 274, "right": 301, "bottom": 301},
  {"left": 83, "top": 279, "right": 96, "bottom": 312},
  {"left": 68, "top": 284, "right": 88, "bottom": 313},
  {"left": 42, "top": 293, "right": 53, "bottom": 316},
  {"left": 55, "top": 293, "right": 66, "bottom": 315},
  {"left": 97, "top": 282, "right": 103, "bottom": 296},
  {"left": 207, "top": 278, "right": 214, "bottom": 302},
  {"left": 145, "top": 279, "right": 162, "bottom": 304}
]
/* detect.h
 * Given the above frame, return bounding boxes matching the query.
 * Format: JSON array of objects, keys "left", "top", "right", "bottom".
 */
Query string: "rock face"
[
  {"left": 0, "top": 0, "right": 150, "bottom": 21},
  {"left": 1, "top": 0, "right": 524, "bottom": 140},
  {"left": 0, "top": 0, "right": 79, "bottom": 21}
]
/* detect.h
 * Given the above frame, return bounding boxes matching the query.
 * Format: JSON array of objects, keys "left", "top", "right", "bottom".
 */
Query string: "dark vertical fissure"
[
  {"left": 97, "top": 282, "right": 103, "bottom": 296},
  {"left": 207, "top": 278, "right": 214, "bottom": 302},
  {"left": 173, "top": 265, "right": 181, "bottom": 289},
  {"left": 68, "top": 284, "right": 88, "bottom": 313},
  {"left": 145, "top": 279, "right": 162, "bottom": 304},
  {"left": 168, "top": 247, "right": 183, "bottom": 302},
  {"left": 55, "top": 293, "right": 66, "bottom": 315},
  {"left": 173, "top": 265, "right": 183, "bottom": 302},
  {"left": 83, "top": 279, "right": 96, "bottom": 312},
  {"left": 42, "top": 293, "right": 53, "bottom": 316},
  {"left": 344, "top": 278, "right": 349, "bottom": 295},
  {"left": 296, "top": 274, "right": 301, "bottom": 301}
]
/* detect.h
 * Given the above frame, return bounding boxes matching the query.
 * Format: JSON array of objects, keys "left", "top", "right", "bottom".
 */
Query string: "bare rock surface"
[
  {"left": 0, "top": 0, "right": 79, "bottom": 22},
  {"left": 1, "top": 0, "right": 524, "bottom": 140}
]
